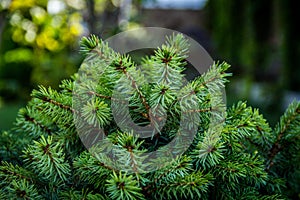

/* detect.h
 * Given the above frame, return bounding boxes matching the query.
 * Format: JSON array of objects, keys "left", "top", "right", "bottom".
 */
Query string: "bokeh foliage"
[
  {"left": 0, "top": 0, "right": 84, "bottom": 100},
  {"left": 0, "top": 0, "right": 144, "bottom": 129}
]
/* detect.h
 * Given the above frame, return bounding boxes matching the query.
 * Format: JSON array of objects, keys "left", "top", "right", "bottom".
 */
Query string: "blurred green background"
[{"left": 0, "top": 0, "right": 299, "bottom": 130}]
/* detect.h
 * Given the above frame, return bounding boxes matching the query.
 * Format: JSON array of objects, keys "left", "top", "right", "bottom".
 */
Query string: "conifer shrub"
[{"left": 0, "top": 34, "right": 299, "bottom": 199}]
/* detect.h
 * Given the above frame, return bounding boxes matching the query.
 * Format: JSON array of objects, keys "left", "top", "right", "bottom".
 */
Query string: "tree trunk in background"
[
  {"left": 0, "top": 11, "right": 7, "bottom": 50},
  {"left": 86, "top": 0, "right": 96, "bottom": 34},
  {"left": 251, "top": 0, "right": 272, "bottom": 79},
  {"left": 206, "top": 0, "right": 272, "bottom": 74},
  {"left": 278, "top": 0, "right": 300, "bottom": 91}
]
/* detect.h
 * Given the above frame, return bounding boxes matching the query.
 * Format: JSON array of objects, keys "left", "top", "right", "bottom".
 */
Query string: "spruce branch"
[
  {"left": 22, "top": 136, "right": 71, "bottom": 184},
  {"left": 32, "top": 86, "right": 75, "bottom": 114},
  {"left": 80, "top": 34, "right": 101, "bottom": 55},
  {"left": 6, "top": 179, "right": 43, "bottom": 199},
  {"left": 266, "top": 101, "right": 300, "bottom": 171},
  {"left": 15, "top": 107, "right": 53, "bottom": 137},
  {"left": 0, "top": 162, "right": 35, "bottom": 185},
  {"left": 73, "top": 151, "right": 113, "bottom": 189},
  {"left": 106, "top": 171, "right": 145, "bottom": 200},
  {"left": 0, "top": 33, "right": 299, "bottom": 199},
  {"left": 59, "top": 189, "right": 107, "bottom": 200},
  {"left": 151, "top": 156, "right": 193, "bottom": 185},
  {"left": 153, "top": 171, "right": 213, "bottom": 200}
]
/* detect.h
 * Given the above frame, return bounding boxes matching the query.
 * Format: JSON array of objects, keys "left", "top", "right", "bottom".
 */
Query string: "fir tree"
[{"left": 0, "top": 34, "right": 299, "bottom": 199}]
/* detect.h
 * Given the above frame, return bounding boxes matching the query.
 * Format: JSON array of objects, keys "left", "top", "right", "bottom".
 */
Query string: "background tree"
[{"left": 205, "top": 0, "right": 300, "bottom": 125}]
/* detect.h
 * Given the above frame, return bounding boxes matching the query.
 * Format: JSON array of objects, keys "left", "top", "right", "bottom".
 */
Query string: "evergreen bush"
[{"left": 0, "top": 34, "right": 299, "bottom": 199}]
